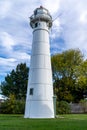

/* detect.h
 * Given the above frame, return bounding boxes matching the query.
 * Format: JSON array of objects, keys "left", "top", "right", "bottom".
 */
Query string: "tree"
[
  {"left": 75, "top": 60, "right": 87, "bottom": 100},
  {"left": 51, "top": 49, "right": 85, "bottom": 102},
  {"left": 52, "top": 49, "right": 83, "bottom": 80},
  {"left": 0, "top": 63, "right": 29, "bottom": 99}
]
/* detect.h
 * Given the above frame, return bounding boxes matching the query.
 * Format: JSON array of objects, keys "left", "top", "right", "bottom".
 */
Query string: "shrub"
[
  {"left": 57, "top": 101, "right": 71, "bottom": 114},
  {"left": 0, "top": 94, "right": 25, "bottom": 114}
]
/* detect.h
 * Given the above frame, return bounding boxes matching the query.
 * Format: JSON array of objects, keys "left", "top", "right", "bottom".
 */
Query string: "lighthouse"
[{"left": 24, "top": 6, "right": 54, "bottom": 118}]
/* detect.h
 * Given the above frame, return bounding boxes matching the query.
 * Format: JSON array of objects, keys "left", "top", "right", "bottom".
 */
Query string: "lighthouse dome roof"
[
  {"left": 30, "top": 6, "right": 52, "bottom": 28},
  {"left": 34, "top": 6, "right": 49, "bottom": 15}
]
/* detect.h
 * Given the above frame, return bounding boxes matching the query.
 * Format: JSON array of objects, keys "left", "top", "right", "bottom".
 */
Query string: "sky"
[{"left": 0, "top": 0, "right": 87, "bottom": 84}]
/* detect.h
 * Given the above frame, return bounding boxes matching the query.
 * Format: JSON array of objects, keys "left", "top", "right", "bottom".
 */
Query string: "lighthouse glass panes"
[
  {"left": 24, "top": 6, "right": 54, "bottom": 118},
  {"left": 35, "top": 23, "right": 38, "bottom": 28}
]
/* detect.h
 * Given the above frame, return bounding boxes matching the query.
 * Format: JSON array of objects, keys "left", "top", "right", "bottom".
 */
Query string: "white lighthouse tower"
[{"left": 24, "top": 6, "right": 54, "bottom": 118}]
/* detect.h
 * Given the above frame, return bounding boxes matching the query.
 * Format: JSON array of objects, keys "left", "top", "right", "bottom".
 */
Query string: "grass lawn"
[{"left": 0, "top": 114, "right": 87, "bottom": 130}]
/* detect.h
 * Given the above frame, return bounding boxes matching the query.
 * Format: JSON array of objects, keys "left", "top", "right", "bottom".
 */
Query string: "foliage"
[
  {"left": 52, "top": 49, "right": 83, "bottom": 80},
  {"left": 0, "top": 94, "right": 25, "bottom": 114},
  {"left": 80, "top": 99, "right": 87, "bottom": 113},
  {"left": 51, "top": 49, "right": 87, "bottom": 102},
  {"left": 0, "top": 63, "right": 29, "bottom": 100},
  {"left": 0, "top": 49, "right": 87, "bottom": 103},
  {"left": 57, "top": 101, "right": 71, "bottom": 114}
]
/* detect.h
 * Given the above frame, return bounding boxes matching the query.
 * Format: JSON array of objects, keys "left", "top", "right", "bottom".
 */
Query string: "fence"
[{"left": 70, "top": 103, "right": 87, "bottom": 113}]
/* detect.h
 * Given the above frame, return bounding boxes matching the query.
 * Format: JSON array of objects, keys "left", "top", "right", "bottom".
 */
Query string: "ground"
[{"left": 0, "top": 114, "right": 87, "bottom": 130}]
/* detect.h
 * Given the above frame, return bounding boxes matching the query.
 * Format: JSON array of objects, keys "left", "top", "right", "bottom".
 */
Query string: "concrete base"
[{"left": 24, "top": 100, "right": 54, "bottom": 118}]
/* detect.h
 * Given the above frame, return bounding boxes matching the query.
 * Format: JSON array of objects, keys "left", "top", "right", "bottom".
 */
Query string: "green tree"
[
  {"left": 75, "top": 60, "right": 87, "bottom": 100},
  {"left": 51, "top": 49, "right": 84, "bottom": 102},
  {"left": 0, "top": 63, "right": 29, "bottom": 99}
]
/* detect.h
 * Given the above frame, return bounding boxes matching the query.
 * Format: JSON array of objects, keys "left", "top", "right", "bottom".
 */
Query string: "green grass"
[{"left": 0, "top": 114, "right": 87, "bottom": 130}]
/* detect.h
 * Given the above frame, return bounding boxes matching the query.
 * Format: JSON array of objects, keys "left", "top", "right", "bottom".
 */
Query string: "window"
[
  {"left": 29, "top": 88, "right": 34, "bottom": 95},
  {"left": 35, "top": 23, "right": 38, "bottom": 28},
  {"left": 34, "top": 10, "right": 37, "bottom": 15}
]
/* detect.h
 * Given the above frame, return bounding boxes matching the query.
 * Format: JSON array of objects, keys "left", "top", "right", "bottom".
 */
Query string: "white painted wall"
[{"left": 24, "top": 7, "right": 54, "bottom": 118}]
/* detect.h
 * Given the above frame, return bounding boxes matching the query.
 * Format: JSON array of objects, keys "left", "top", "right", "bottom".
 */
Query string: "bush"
[
  {"left": 57, "top": 101, "right": 71, "bottom": 114},
  {"left": 0, "top": 94, "right": 25, "bottom": 114}
]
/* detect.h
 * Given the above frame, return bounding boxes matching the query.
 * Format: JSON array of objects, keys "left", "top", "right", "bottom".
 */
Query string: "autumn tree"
[{"left": 51, "top": 49, "right": 85, "bottom": 102}]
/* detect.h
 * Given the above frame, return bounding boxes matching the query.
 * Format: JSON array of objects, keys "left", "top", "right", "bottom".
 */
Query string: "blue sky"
[{"left": 0, "top": 0, "right": 87, "bottom": 84}]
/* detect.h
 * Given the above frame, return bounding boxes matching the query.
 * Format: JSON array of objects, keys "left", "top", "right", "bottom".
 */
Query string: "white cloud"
[
  {"left": 0, "top": 0, "right": 87, "bottom": 83},
  {"left": 0, "top": 57, "right": 17, "bottom": 78},
  {"left": 56, "top": 0, "right": 87, "bottom": 58},
  {"left": 0, "top": 57, "right": 16, "bottom": 63},
  {"left": 0, "top": 0, "right": 12, "bottom": 19},
  {"left": 80, "top": 11, "right": 87, "bottom": 24},
  {"left": 40, "top": 0, "right": 60, "bottom": 15},
  {"left": 0, "top": 32, "right": 16, "bottom": 51},
  {"left": 12, "top": 51, "right": 30, "bottom": 64},
  {"left": 0, "top": 53, "right": 30, "bottom": 81}
]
